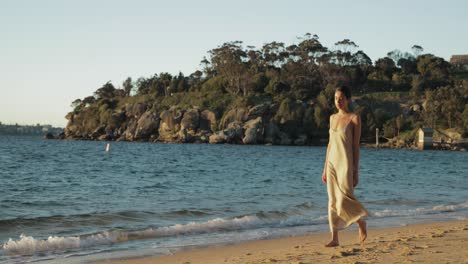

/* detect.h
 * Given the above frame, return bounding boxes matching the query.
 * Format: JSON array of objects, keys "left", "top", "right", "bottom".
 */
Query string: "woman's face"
[{"left": 334, "top": 90, "right": 349, "bottom": 111}]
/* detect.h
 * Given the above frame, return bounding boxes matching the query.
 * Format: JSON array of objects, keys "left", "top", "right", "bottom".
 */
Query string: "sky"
[{"left": 0, "top": 0, "right": 467, "bottom": 127}]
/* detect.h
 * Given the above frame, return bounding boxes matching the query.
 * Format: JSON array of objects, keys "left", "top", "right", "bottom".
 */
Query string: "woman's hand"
[
  {"left": 322, "top": 171, "right": 327, "bottom": 183},
  {"left": 353, "top": 174, "right": 359, "bottom": 187}
]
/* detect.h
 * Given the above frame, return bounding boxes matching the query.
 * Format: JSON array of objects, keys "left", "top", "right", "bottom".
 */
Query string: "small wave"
[
  {"left": 0, "top": 211, "right": 156, "bottom": 230},
  {"left": 367, "top": 197, "right": 425, "bottom": 206},
  {"left": 371, "top": 201, "right": 468, "bottom": 217},
  {"left": 163, "top": 209, "right": 213, "bottom": 217},
  {"left": 2, "top": 214, "right": 326, "bottom": 256},
  {"left": 2, "top": 231, "right": 121, "bottom": 256},
  {"left": 137, "top": 182, "right": 170, "bottom": 190},
  {"left": 294, "top": 201, "right": 314, "bottom": 209},
  {"left": 255, "top": 211, "right": 289, "bottom": 219}
]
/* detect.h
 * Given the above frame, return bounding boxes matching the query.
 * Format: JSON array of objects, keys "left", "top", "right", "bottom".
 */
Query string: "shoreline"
[
  {"left": 41, "top": 135, "right": 467, "bottom": 151},
  {"left": 94, "top": 220, "right": 467, "bottom": 264}
]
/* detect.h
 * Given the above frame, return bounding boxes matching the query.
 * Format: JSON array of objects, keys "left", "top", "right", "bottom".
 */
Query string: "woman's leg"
[
  {"left": 357, "top": 218, "right": 367, "bottom": 242},
  {"left": 325, "top": 231, "right": 339, "bottom": 247}
]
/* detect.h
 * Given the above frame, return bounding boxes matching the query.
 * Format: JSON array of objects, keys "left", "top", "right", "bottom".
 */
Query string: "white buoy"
[{"left": 106, "top": 143, "right": 110, "bottom": 152}]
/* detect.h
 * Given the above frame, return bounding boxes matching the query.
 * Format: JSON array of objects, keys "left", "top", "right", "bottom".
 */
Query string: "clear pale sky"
[{"left": 1, "top": 0, "right": 466, "bottom": 127}]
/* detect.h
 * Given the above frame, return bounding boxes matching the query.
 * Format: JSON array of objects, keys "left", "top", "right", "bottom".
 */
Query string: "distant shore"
[
  {"left": 45, "top": 133, "right": 467, "bottom": 151},
  {"left": 95, "top": 220, "right": 467, "bottom": 264}
]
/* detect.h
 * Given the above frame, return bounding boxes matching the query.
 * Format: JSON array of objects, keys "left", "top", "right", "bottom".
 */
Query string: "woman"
[{"left": 322, "top": 85, "right": 368, "bottom": 247}]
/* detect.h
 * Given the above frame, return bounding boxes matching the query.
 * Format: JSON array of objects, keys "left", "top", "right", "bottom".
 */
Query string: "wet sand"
[{"left": 96, "top": 220, "right": 467, "bottom": 264}]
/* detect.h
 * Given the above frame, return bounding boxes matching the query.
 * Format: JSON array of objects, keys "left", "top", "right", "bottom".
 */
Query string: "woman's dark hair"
[{"left": 336, "top": 85, "right": 352, "bottom": 99}]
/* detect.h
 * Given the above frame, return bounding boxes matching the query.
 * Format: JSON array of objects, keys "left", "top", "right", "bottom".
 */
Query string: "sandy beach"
[{"left": 96, "top": 220, "right": 467, "bottom": 264}]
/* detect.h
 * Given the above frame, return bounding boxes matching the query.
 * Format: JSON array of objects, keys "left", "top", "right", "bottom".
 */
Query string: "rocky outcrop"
[
  {"left": 208, "top": 132, "right": 228, "bottom": 144},
  {"left": 158, "top": 107, "right": 185, "bottom": 142},
  {"left": 247, "top": 104, "right": 271, "bottom": 119},
  {"left": 126, "top": 103, "right": 148, "bottom": 118},
  {"left": 134, "top": 111, "right": 160, "bottom": 141},
  {"left": 293, "top": 134, "right": 308, "bottom": 146},
  {"left": 118, "top": 120, "right": 137, "bottom": 141},
  {"left": 220, "top": 108, "right": 248, "bottom": 129},
  {"left": 278, "top": 131, "right": 292, "bottom": 145},
  {"left": 63, "top": 102, "right": 320, "bottom": 146},
  {"left": 209, "top": 121, "right": 244, "bottom": 144},
  {"left": 263, "top": 122, "right": 281, "bottom": 144},
  {"left": 200, "top": 110, "right": 217, "bottom": 131},
  {"left": 180, "top": 109, "right": 200, "bottom": 132},
  {"left": 242, "top": 117, "right": 263, "bottom": 144}
]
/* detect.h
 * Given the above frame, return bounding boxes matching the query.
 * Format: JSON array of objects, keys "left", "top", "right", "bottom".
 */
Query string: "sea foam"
[
  {"left": 2, "top": 215, "right": 279, "bottom": 255},
  {"left": 371, "top": 201, "right": 468, "bottom": 217},
  {"left": 3, "top": 201, "right": 467, "bottom": 256}
]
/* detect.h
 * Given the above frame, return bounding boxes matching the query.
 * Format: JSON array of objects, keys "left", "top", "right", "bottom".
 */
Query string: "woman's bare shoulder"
[{"left": 350, "top": 113, "right": 360, "bottom": 123}]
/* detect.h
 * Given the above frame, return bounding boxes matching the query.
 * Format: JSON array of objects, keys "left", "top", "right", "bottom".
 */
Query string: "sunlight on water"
[{"left": 0, "top": 136, "right": 466, "bottom": 263}]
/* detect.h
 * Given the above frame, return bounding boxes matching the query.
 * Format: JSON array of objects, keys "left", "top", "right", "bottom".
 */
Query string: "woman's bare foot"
[
  {"left": 358, "top": 220, "right": 367, "bottom": 243},
  {"left": 324, "top": 240, "right": 339, "bottom": 247}
]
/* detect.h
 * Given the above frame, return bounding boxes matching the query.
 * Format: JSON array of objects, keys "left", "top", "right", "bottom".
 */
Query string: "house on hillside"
[
  {"left": 450, "top": 55, "right": 468, "bottom": 71},
  {"left": 418, "top": 128, "right": 434, "bottom": 150}
]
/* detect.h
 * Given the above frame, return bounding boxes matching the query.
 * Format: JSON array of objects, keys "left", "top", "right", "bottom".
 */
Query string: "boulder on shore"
[
  {"left": 200, "top": 110, "right": 217, "bottom": 132},
  {"left": 158, "top": 107, "right": 185, "bottom": 142},
  {"left": 134, "top": 111, "right": 160, "bottom": 140},
  {"left": 220, "top": 109, "right": 248, "bottom": 129},
  {"left": 242, "top": 117, "right": 263, "bottom": 144}
]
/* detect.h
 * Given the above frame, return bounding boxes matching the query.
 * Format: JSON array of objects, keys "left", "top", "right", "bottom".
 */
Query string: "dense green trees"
[{"left": 68, "top": 34, "right": 466, "bottom": 144}]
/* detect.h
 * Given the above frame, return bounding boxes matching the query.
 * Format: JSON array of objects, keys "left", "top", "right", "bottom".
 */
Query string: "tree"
[
  {"left": 314, "top": 105, "right": 327, "bottom": 129},
  {"left": 158, "top": 72, "right": 173, "bottom": 96},
  {"left": 333, "top": 39, "right": 359, "bottom": 66},
  {"left": 397, "top": 57, "right": 417, "bottom": 74},
  {"left": 462, "top": 104, "right": 468, "bottom": 132},
  {"left": 392, "top": 72, "right": 411, "bottom": 91},
  {"left": 94, "top": 81, "right": 116, "bottom": 99},
  {"left": 411, "top": 45, "right": 423, "bottom": 57},
  {"left": 208, "top": 41, "right": 249, "bottom": 96},
  {"left": 82, "top": 96, "right": 96, "bottom": 106},
  {"left": 170, "top": 72, "right": 189, "bottom": 93},
  {"left": 422, "top": 90, "right": 438, "bottom": 128},
  {"left": 410, "top": 54, "right": 453, "bottom": 93},
  {"left": 200, "top": 56, "right": 214, "bottom": 77},
  {"left": 352, "top": 50, "right": 372, "bottom": 66},
  {"left": 122, "top": 77, "right": 133, "bottom": 96},
  {"left": 281, "top": 60, "right": 323, "bottom": 100},
  {"left": 387, "top": 49, "right": 403, "bottom": 65},
  {"left": 395, "top": 114, "right": 405, "bottom": 136},
  {"left": 383, "top": 119, "right": 397, "bottom": 138},
  {"left": 296, "top": 33, "right": 328, "bottom": 64},
  {"left": 375, "top": 57, "right": 397, "bottom": 78},
  {"left": 71, "top": 99, "right": 82, "bottom": 111}
]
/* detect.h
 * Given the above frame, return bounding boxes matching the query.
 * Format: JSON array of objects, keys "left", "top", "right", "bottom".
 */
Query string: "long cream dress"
[{"left": 327, "top": 115, "right": 368, "bottom": 232}]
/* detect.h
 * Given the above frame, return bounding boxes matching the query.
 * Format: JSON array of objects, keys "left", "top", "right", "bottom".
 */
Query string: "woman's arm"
[
  {"left": 351, "top": 114, "right": 361, "bottom": 187},
  {"left": 322, "top": 143, "right": 330, "bottom": 183},
  {"left": 322, "top": 115, "right": 333, "bottom": 183}
]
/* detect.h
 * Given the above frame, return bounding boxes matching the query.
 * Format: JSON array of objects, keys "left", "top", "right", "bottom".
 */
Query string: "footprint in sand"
[
  {"left": 399, "top": 247, "right": 415, "bottom": 256},
  {"left": 398, "top": 236, "right": 416, "bottom": 242},
  {"left": 340, "top": 247, "right": 362, "bottom": 257},
  {"left": 412, "top": 245, "right": 429, "bottom": 250},
  {"left": 290, "top": 261, "right": 305, "bottom": 264}
]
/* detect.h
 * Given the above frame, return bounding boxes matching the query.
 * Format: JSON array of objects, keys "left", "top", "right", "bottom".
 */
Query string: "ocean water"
[{"left": 0, "top": 136, "right": 467, "bottom": 263}]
